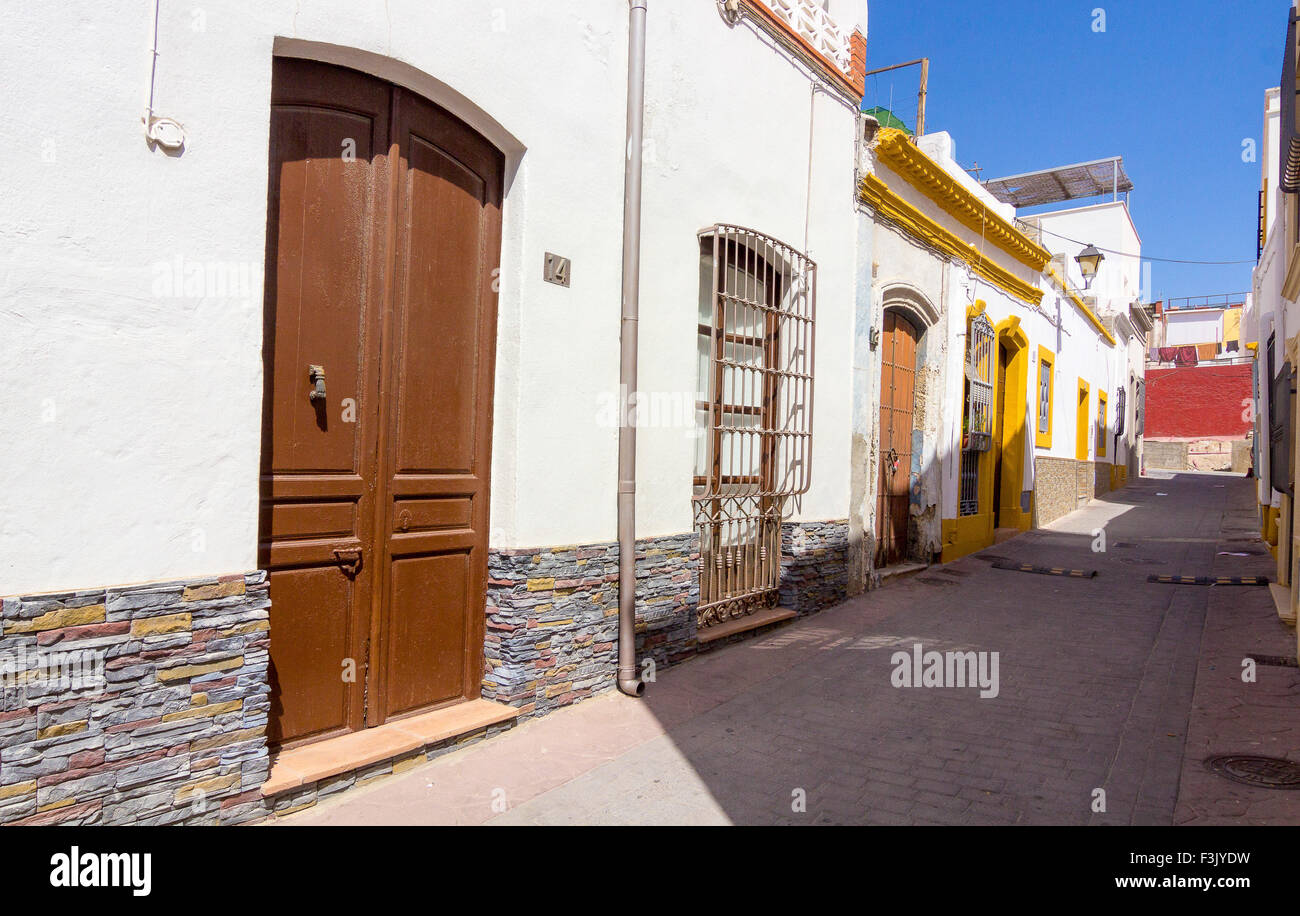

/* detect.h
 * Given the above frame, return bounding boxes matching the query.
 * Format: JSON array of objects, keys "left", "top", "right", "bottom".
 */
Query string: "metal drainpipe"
[{"left": 617, "top": 0, "right": 648, "bottom": 698}]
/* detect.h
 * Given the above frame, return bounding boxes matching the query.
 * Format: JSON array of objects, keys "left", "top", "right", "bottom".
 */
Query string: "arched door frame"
[
  {"left": 270, "top": 39, "right": 528, "bottom": 549},
  {"left": 874, "top": 284, "right": 939, "bottom": 566}
]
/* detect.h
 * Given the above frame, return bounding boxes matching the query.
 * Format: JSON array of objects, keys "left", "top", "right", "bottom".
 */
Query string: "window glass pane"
[
  {"left": 1038, "top": 361, "right": 1051, "bottom": 434},
  {"left": 719, "top": 411, "right": 761, "bottom": 479},
  {"left": 722, "top": 341, "right": 763, "bottom": 408},
  {"left": 693, "top": 403, "right": 710, "bottom": 483},
  {"left": 696, "top": 332, "right": 711, "bottom": 401},
  {"left": 698, "top": 249, "right": 714, "bottom": 326}
]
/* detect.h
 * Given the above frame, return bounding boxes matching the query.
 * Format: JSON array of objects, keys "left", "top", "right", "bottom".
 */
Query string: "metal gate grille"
[
  {"left": 959, "top": 311, "right": 994, "bottom": 516},
  {"left": 694, "top": 225, "right": 815, "bottom": 629}
]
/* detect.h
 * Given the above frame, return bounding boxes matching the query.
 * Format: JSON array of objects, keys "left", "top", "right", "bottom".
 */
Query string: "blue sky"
[{"left": 861, "top": 0, "right": 1286, "bottom": 301}]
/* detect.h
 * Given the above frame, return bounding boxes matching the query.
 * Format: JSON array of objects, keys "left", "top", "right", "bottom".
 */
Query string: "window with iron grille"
[
  {"left": 693, "top": 225, "right": 815, "bottom": 629},
  {"left": 959, "top": 311, "right": 994, "bottom": 516},
  {"left": 1097, "top": 390, "right": 1108, "bottom": 457}
]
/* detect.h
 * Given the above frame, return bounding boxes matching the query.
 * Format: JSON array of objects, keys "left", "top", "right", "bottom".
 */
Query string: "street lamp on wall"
[{"left": 1075, "top": 244, "right": 1104, "bottom": 290}]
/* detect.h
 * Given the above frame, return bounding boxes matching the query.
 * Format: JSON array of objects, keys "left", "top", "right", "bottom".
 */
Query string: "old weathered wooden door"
[
  {"left": 260, "top": 58, "right": 502, "bottom": 747},
  {"left": 875, "top": 311, "right": 918, "bottom": 567}
]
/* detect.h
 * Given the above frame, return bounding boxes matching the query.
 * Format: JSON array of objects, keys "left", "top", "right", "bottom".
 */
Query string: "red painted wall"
[{"left": 1145, "top": 365, "right": 1252, "bottom": 439}]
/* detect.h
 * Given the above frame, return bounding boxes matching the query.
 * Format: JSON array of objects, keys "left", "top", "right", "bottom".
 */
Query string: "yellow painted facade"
[
  {"left": 859, "top": 173, "right": 1044, "bottom": 308},
  {"left": 1036, "top": 345, "right": 1054, "bottom": 449},
  {"left": 862, "top": 140, "right": 1123, "bottom": 567}
]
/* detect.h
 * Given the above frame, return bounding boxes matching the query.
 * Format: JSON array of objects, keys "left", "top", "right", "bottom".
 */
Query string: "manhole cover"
[{"left": 1204, "top": 755, "right": 1300, "bottom": 788}]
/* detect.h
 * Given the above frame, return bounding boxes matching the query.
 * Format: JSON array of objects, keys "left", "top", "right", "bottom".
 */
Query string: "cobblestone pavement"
[{"left": 284, "top": 472, "right": 1300, "bottom": 826}]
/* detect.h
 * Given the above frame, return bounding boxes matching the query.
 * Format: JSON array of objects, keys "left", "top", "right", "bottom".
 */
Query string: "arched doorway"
[
  {"left": 876, "top": 310, "right": 920, "bottom": 566},
  {"left": 259, "top": 58, "right": 503, "bottom": 747}
]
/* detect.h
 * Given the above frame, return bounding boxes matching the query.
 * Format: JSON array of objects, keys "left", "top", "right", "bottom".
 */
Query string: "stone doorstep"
[
  {"left": 697, "top": 606, "right": 797, "bottom": 645},
  {"left": 261, "top": 698, "right": 518, "bottom": 797},
  {"left": 877, "top": 561, "right": 929, "bottom": 584},
  {"left": 992, "top": 527, "right": 1025, "bottom": 545}
]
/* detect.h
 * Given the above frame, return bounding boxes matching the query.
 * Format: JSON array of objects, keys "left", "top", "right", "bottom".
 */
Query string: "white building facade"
[
  {"left": 857, "top": 126, "right": 1145, "bottom": 569},
  {"left": 0, "top": 0, "right": 870, "bottom": 824}
]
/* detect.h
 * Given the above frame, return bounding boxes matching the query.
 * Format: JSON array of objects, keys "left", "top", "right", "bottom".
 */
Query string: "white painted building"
[
  {"left": 0, "top": 0, "right": 883, "bottom": 823},
  {"left": 858, "top": 124, "right": 1146, "bottom": 568}
]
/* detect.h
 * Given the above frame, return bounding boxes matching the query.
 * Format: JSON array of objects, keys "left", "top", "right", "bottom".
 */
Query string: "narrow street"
[{"left": 283, "top": 471, "right": 1298, "bottom": 826}]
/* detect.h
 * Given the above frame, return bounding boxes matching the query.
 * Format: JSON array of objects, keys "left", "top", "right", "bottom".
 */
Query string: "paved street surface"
[{"left": 284, "top": 472, "right": 1300, "bottom": 825}]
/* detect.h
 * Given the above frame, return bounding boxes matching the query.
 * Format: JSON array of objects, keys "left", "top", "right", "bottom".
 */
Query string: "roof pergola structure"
[{"left": 981, "top": 157, "right": 1133, "bottom": 209}]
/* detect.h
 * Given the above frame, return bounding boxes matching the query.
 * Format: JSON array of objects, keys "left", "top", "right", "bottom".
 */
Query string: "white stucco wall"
[
  {"left": 1164, "top": 309, "right": 1224, "bottom": 346},
  {"left": 865, "top": 131, "right": 1127, "bottom": 530},
  {"left": 0, "top": 0, "right": 867, "bottom": 595}
]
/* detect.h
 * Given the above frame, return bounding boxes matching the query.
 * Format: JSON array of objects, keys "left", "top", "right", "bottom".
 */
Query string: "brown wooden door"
[
  {"left": 875, "top": 311, "right": 918, "bottom": 567},
  {"left": 260, "top": 58, "right": 502, "bottom": 747}
]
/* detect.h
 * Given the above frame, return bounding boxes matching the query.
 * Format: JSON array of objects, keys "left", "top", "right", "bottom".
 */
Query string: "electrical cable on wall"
[
  {"left": 1029, "top": 221, "right": 1253, "bottom": 265},
  {"left": 144, "top": 0, "right": 185, "bottom": 151}
]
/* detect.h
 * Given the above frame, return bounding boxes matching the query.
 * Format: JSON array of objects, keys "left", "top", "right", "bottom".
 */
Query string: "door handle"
[
  {"left": 332, "top": 547, "right": 362, "bottom": 577},
  {"left": 309, "top": 364, "right": 327, "bottom": 403}
]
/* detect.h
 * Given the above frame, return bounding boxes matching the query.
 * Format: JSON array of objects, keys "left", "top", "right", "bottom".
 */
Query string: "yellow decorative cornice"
[
  {"left": 1044, "top": 266, "right": 1117, "bottom": 346},
  {"left": 874, "top": 128, "right": 1052, "bottom": 272},
  {"left": 860, "top": 173, "right": 1044, "bottom": 308}
]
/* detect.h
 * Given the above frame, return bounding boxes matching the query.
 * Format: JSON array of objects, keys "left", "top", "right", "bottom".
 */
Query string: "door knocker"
[{"left": 333, "top": 547, "right": 362, "bottom": 577}]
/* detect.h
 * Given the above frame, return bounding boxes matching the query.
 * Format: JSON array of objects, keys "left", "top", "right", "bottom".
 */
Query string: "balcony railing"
[
  {"left": 759, "top": 0, "right": 853, "bottom": 77},
  {"left": 1259, "top": 188, "right": 1267, "bottom": 260},
  {"left": 1161, "top": 294, "right": 1248, "bottom": 311}
]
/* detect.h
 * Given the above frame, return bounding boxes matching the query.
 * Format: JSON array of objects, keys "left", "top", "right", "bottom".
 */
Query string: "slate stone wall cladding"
[
  {"left": 483, "top": 533, "right": 700, "bottom": 718},
  {"left": 0, "top": 572, "right": 271, "bottom": 826},
  {"left": 779, "top": 520, "right": 850, "bottom": 614}
]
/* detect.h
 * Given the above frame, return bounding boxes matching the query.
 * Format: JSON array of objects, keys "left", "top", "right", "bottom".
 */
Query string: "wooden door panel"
[
  {"left": 875, "top": 312, "right": 919, "bottom": 566},
  {"left": 266, "top": 108, "right": 377, "bottom": 474},
  {"left": 261, "top": 59, "right": 391, "bottom": 746},
  {"left": 383, "top": 551, "right": 472, "bottom": 717},
  {"left": 263, "top": 60, "right": 501, "bottom": 742},
  {"left": 371, "top": 90, "right": 502, "bottom": 723},
  {"left": 391, "top": 496, "right": 474, "bottom": 532},
  {"left": 393, "top": 135, "right": 484, "bottom": 474},
  {"left": 266, "top": 565, "right": 359, "bottom": 744}
]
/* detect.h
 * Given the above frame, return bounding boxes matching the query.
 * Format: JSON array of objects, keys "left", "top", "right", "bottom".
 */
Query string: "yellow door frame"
[
  {"left": 1076, "top": 378, "right": 1091, "bottom": 461},
  {"left": 1097, "top": 389, "right": 1108, "bottom": 458},
  {"left": 994, "top": 316, "right": 1031, "bottom": 530}
]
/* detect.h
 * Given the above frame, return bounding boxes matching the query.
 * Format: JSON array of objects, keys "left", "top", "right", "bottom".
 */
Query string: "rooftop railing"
[
  {"left": 1160, "top": 294, "right": 1248, "bottom": 312},
  {"left": 759, "top": 0, "right": 853, "bottom": 76}
]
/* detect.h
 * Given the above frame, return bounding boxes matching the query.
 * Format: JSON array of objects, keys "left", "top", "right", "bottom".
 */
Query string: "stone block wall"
[
  {"left": 1145, "top": 437, "right": 1253, "bottom": 473},
  {"left": 779, "top": 520, "right": 850, "bottom": 614},
  {"left": 1143, "top": 439, "right": 1189, "bottom": 470},
  {"left": 483, "top": 533, "right": 699, "bottom": 718},
  {"left": 1035, "top": 456, "right": 1085, "bottom": 527},
  {"left": 0, "top": 572, "right": 270, "bottom": 825},
  {"left": 1093, "top": 461, "right": 1111, "bottom": 496}
]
